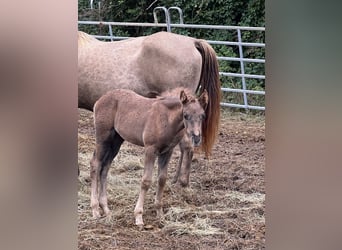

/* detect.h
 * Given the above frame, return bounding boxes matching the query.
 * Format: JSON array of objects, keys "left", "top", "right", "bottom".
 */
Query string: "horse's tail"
[
  {"left": 194, "top": 40, "right": 221, "bottom": 158},
  {"left": 78, "top": 31, "right": 99, "bottom": 48}
]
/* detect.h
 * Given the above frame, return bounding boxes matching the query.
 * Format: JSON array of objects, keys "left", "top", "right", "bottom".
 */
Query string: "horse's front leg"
[
  {"left": 155, "top": 149, "right": 173, "bottom": 219},
  {"left": 134, "top": 147, "right": 156, "bottom": 228}
]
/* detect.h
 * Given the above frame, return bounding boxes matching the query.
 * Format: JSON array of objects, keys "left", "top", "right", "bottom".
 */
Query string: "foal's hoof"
[
  {"left": 92, "top": 210, "right": 101, "bottom": 219},
  {"left": 136, "top": 223, "right": 144, "bottom": 231},
  {"left": 135, "top": 216, "right": 144, "bottom": 230},
  {"left": 179, "top": 179, "right": 189, "bottom": 188}
]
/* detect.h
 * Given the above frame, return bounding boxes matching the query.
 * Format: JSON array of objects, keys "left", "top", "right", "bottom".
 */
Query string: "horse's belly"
[{"left": 78, "top": 50, "right": 145, "bottom": 109}]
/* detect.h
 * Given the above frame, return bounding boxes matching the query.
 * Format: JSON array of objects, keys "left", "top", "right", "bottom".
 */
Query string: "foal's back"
[{"left": 94, "top": 89, "right": 184, "bottom": 149}]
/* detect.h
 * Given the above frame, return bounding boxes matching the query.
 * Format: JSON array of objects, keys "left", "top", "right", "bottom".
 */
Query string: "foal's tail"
[
  {"left": 78, "top": 31, "right": 99, "bottom": 48},
  {"left": 194, "top": 40, "right": 221, "bottom": 158}
]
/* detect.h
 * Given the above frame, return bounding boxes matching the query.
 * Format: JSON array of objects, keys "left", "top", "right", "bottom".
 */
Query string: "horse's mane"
[{"left": 78, "top": 31, "right": 98, "bottom": 48}]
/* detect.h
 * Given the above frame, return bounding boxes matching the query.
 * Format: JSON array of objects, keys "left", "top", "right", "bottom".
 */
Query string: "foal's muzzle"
[{"left": 191, "top": 134, "right": 202, "bottom": 147}]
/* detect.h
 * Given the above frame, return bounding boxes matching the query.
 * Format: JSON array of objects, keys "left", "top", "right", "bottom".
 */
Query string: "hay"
[
  {"left": 78, "top": 109, "right": 266, "bottom": 249},
  {"left": 162, "top": 206, "right": 223, "bottom": 236}
]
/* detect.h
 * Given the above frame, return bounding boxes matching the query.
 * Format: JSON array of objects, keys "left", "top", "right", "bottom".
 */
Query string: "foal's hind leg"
[
  {"left": 98, "top": 133, "right": 124, "bottom": 216},
  {"left": 90, "top": 143, "right": 113, "bottom": 218},
  {"left": 155, "top": 149, "right": 173, "bottom": 219},
  {"left": 90, "top": 146, "right": 103, "bottom": 218},
  {"left": 90, "top": 129, "right": 123, "bottom": 218}
]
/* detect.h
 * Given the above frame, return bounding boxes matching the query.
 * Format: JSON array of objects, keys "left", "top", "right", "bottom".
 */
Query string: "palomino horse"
[
  {"left": 78, "top": 31, "right": 221, "bottom": 162},
  {"left": 90, "top": 88, "right": 208, "bottom": 227}
]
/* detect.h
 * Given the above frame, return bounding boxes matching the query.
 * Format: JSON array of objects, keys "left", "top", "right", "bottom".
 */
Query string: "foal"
[{"left": 90, "top": 88, "right": 208, "bottom": 227}]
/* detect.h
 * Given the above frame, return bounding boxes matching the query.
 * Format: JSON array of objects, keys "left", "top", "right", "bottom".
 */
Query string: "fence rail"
[{"left": 78, "top": 8, "right": 265, "bottom": 110}]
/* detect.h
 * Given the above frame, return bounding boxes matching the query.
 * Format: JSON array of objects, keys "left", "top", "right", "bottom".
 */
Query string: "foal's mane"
[{"left": 160, "top": 88, "right": 196, "bottom": 102}]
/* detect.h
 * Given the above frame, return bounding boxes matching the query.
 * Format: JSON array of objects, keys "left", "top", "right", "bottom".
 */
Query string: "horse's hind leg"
[
  {"left": 155, "top": 149, "right": 173, "bottom": 219},
  {"left": 98, "top": 133, "right": 124, "bottom": 216},
  {"left": 134, "top": 146, "right": 157, "bottom": 227}
]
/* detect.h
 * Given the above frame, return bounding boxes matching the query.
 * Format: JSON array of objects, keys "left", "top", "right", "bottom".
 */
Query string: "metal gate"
[{"left": 78, "top": 6, "right": 265, "bottom": 110}]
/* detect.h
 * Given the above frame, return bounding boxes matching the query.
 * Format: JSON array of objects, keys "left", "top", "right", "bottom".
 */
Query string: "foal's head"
[{"left": 180, "top": 90, "right": 208, "bottom": 147}]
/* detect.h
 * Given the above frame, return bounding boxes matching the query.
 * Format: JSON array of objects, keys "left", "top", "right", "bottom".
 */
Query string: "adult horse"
[{"left": 78, "top": 31, "right": 220, "bottom": 156}]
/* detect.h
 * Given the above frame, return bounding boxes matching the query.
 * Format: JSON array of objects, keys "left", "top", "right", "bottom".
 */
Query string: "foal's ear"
[
  {"left": 199, "top": 89, "right": 209, "bottom": 110},
  {"left": 180, "top": 90, "right": 188, "bottom": 104}
]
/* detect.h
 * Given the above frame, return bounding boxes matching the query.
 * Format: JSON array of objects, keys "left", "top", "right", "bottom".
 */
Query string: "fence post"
[
  {"left": 153, "top": 7, "right": 171, "bottom": 32},
  {"left": 237, "top": 29, "right": 248, "bottom": 109},
  {"left": 90, "top": 0, "right": 101, "bottom": 10},
  {"left": 168, "top": 7, "right": 184, "bottom": 24},
  {"left": 108, "top": 25, "right": 114, "bottom": 41}
]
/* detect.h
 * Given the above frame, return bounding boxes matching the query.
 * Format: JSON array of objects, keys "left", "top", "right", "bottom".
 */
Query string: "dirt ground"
[{"left": 78, "top": 108, "right": 265, "bottom": 250}]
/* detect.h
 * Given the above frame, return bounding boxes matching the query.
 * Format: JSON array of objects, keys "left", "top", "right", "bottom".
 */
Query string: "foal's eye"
[
  {"left": 184, "top": 114, "right": 190, "bottom": 120},
  {"left": 201, "top": 114, "right": 206, "bottom": 120}
]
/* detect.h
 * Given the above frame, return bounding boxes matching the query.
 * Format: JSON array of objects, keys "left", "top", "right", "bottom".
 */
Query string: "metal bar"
[
  {"left": 207, "top": 40, "right": 265, "bottom": 47},
  {"left": 78, "top": 20, "right": 265, "bottom": 31},
  {"left": 217, "top": 56, "right": 265, "bottom": 63},
  {"left": 219, "top": 72, "right": 265, "bottom": 79},
  {"left": 79, "top": 20, "right": 163, "bottom": 27},
  {"left": 221, "top": 88, "right": 265, "bottom": 95},
  {"left": 220, "top": 102, "right": 265, "bottom": 110}
]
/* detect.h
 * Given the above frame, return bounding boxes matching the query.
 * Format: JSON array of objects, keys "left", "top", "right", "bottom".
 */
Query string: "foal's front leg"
[
  {"left": 155, "top": 150, "right": 173, "bottom": 218},
  {"left": 134, "top": 147, "right": 156, "bottom": 227},
  {"left": 173, "top": 135, "right": 194, "bottom": 187}
]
